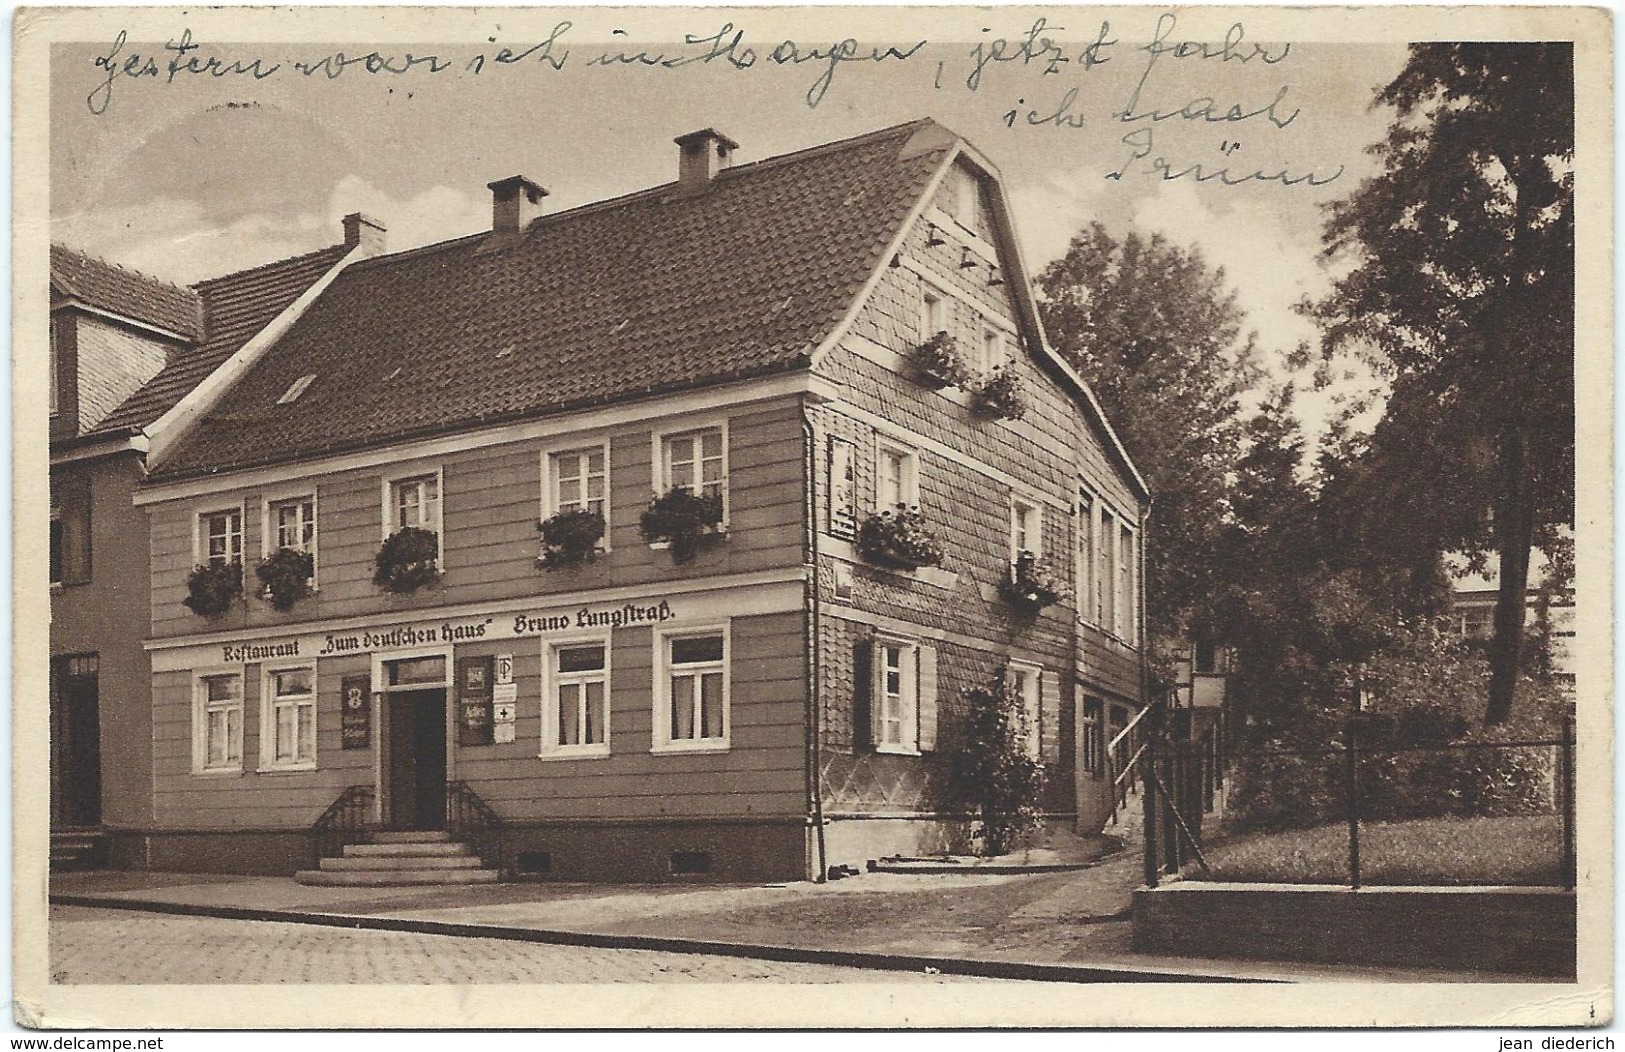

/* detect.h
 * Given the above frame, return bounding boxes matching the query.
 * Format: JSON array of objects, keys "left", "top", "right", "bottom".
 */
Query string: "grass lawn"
[{"left": 1190, "top": 813, "right": 1564, "bottom": 886}]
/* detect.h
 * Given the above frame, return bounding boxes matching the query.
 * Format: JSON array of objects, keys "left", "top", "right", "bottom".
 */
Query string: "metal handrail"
[
  {"left": 446, "top": 780, "right": 508, "bottom": 879},
  {"left": 311, "top": 785, "right": 375, "bottom": 861}
]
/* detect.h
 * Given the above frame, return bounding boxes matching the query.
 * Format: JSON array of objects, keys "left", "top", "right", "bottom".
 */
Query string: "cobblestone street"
[{"left": 49, "top": 906, "right": 985, "bottom": 985}]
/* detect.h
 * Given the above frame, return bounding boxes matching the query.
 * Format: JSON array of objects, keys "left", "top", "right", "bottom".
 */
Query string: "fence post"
[
  {"left": 1143, "top": 704, "right": 1159, "bottom": 889},
  {"left": 1345, "top": 718, "right": 1361, "bottom": 890},
  {"left": 1561, "top": 710, "right": 1576, "bottom": 891}
]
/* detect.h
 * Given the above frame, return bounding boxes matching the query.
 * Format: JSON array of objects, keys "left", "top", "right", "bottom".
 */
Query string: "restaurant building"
[{"left": 130, "top": 119, "right": 1150, "bottom": 883}]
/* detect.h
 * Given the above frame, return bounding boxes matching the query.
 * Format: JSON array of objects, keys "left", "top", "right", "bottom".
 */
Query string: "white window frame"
[
  {"left": 1098, "top": 506, "right": 1118, "bottom": 635},
  {"left": 381, "top": 465, "right": 446, "bottom": 568},
  {"left": 191, "top": 666, "right": 245, "bottom": 775},
  {"left": 874, "top": 441, "right": 920, "bottom": 511},
  {"left": 1117, "top": 519, "right": 1139, "bottom": 645},
  {"left": 540, "top": 440, "right": 612, "bottom": 552},
  {"left": 1008, "top": 662, "right": 1043, "bottom": 760},
  {"left": 651, "top": 420, "right": 729, "bottom": 527},
  {"left": 540, "top": 631, "right": 612, "bottom": 760},
  {"left": 1080, "top": 694, "right": 1104, "bottom": 776},
  {"left": 1077, "top": 491, "right": 1096, "bottom": 626},
  {"left": 872, "top": 637, "right": 920, "bottom": 755},
  {"left": 1010, "top": 497, "right": 1042, "bottom": 561},
  {"left": 261, "top": 488, "right": 319, "bottom": 587},
  {"left": 259, "top": 662, "right": 318, "bottom": 772},
  {"left": 919, "top": 286, "right": 948, "bottom": 340},
  {"left": 652, "top": 623, "right": 731, "bottom": 754},
  {"left": 979, "top": 326, "right": 1005, "bottom": 374},
  {"left": 194, "top": 505, "right": 244, "bottom": 569},
  {"left": 951, "top": 165, "right": 983, "bottom": 237}
]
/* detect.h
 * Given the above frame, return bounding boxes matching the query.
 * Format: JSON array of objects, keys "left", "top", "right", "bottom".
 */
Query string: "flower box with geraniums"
[
  {"left": 255, "top": 548, "right": 315, "bottom": 612},
  {"left": 856, "top": 504, "right": 945, "bottom": 571},
  {"left": 537, "top": 508, "right": 605, "bottom": 570},
  {"left": 373, "top": 526, "right": 441, "bottom": 594},
  {"left": 905, "top": 331, "right": 972, "bottom": 390},
  {"left": 183, "top": 561, "right": 244, "bottom": 618},
  {"left": 998, "top": 550, "right": 1069, "bottom": 616},
  {"left": 639, "top": 488, "right": 724, "bottom": 564},
  {"left": 972, "top": 362, "right": 1028, "bottom": 421}
]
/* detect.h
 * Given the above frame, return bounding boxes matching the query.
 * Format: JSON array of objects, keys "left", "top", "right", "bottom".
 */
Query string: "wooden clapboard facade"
[{"left": 128, "top": 120, "right": 1149, "bottom": 881}]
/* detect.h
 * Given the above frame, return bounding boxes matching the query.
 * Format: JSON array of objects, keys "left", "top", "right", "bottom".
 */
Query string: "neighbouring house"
[
  {"left": 48, "top": 223, "right": 381, "bottom": 868},
  {"left": 1447, "top": 547, "right": 1576, "bottom": 688},
  {"left": 127, "top": 119, "right": 1151, "bottom": 883}
]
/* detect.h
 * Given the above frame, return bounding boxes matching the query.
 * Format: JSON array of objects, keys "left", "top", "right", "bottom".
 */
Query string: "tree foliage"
[
  {"left": 1036, "top": 223, "right": 1267, "bottom": 638},
  {"left": 1305, "top": 44, "right": 1575, "bottom": 724}
]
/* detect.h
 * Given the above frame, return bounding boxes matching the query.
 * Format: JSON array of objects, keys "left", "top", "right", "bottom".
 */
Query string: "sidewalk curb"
[{"left": 50, "top": 893, "right": 1280, "bottom": 985}]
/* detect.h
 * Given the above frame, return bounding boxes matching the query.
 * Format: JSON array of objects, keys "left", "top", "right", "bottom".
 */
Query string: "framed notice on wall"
[
  {"left": 457, "top": 655, "right": 494, "bottom": 746},
  {"left": 340, "top": 674, "right": 371, "bottom": 750}
]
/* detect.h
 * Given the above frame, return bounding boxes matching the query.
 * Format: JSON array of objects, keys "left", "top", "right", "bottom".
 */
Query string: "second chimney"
[
  {"left": 675, "top": 128, "right": 739, "bottom": 193},
  {"left": 487, "top": 175, "right": 549, "bottom": 236},
  {"left": 342, "top": 212, "right": 387, "bottom": 258}
]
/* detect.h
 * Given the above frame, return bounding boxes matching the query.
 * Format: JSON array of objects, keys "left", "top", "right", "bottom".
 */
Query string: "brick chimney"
[
  {"left": 487, "top": 175, "right": 549, "bottom": 236},
  {"left": 342, "top": 212, "right": 387, "bottom": 258},
  {"left": 675, "top": 129, "right": 739, "bottom": 193}
]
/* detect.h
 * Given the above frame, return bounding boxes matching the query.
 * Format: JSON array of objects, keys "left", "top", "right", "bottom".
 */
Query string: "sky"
[{"left": 47, "top": 10, "right": 1410, "bottom": 446}]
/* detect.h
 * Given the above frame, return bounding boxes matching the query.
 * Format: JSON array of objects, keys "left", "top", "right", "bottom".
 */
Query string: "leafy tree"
[
  {"left": 947, "top": 672, "right": 1046, "bottom": 856},
  {"left": 1036, "top": 224, "right": 1268, "bottom": 639},
  {"left": 1305, "top": 44, "right": 1575, "bottom": 724}
]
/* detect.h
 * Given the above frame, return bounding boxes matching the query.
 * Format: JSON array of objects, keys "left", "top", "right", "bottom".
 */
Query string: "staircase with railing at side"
[
  {"left": 445, "top": 780, "right": 510, "bottom": 880},
  {"left": 296, "top": 783, "right": 506, "bottom": 887}
]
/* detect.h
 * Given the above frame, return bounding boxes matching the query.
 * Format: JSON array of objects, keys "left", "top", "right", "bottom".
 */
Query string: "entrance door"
[
  {"left": 51, "top": 654, "right": 102, "bottom": 828},
  {"left": 384, "top": 689, "right": 447, "bottom": 830}
]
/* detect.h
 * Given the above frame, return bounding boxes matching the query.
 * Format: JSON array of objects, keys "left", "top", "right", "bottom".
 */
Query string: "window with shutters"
[
  {"left": 654, "top": 626, "right": 728, "bottom": 753},
  {"left": 869, "top": 637, "right": 937, "bottom": 755},
  {"left": 542, "top": 637, "right": 611, "bottom": 758},
  {"left": 261, "top": 664, "right": 316, "bottom": 771},
  {"left": 193, "top": 670, "right": 243, "bottom": 774},
  {"left": 828, "top": 437, "right": 857, "bottom": 539},
  {"left": 1008, "top": 663, "right": 1042, "bottom": 760}
]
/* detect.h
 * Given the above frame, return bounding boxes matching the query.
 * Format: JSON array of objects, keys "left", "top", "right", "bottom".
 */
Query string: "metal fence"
[{"left": 1143, "top": 707, "right": 1576, "bottom": 890}]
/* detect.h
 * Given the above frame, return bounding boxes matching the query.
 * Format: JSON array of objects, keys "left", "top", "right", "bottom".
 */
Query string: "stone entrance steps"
[{"left": 295, "top": 830, "right": 501, "bottom": 887}]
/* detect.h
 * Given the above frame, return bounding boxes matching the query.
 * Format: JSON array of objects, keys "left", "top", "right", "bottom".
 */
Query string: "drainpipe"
[{"left": 801, "top": 404, "right": 829, "bottom": 883}]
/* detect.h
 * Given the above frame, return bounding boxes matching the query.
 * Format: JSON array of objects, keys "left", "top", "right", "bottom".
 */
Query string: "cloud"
[{"left": 51, "top": 177, "right": 489, "bottom": 286}]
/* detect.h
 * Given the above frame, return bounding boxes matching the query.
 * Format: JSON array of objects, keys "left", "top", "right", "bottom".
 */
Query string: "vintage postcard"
[{"left": 14, "top": 3, "right": 1612, "bottom": 1030}]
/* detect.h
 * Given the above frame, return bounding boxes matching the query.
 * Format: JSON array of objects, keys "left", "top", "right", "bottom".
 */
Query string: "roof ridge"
[
  {"left": 50, "top": 242, "right": 198, "bottom": 301},
  {"left": 343, "top": 119, "right": 941, "bottom": 273},
  {"left": 191, "top": 242, "right": 349, "bottom": 291}
]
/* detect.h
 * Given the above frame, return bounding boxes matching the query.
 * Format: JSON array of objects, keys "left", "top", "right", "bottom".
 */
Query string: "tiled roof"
[
  {"left": 92, "top": 245, "right": 349, "bottom": 434},
  {"left": 152, "top": 120, "right": 952, "bottom": 480},
  {"left": 50, "top": 244, "right": 204, "bottom": 340}
]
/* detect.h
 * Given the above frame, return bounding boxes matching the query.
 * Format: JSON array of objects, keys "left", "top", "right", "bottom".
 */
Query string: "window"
[
  {"left": 194, "top": 672, "right": 243, "bottom": 773},
  {"left": 1081, "top": 696, "right": 1104, "bottom": 775},
  {"left": 49, "top": 318, "right": 58, "bottom": 417},
  {"left": 876, "top": 443, "right": 918, "bottom": 510},
  {"left": 981, "top": 327, "right": 1004, "bottom": 373},
  {"left": 946, "top": 165, "right": 985, "bottom": 236},
  {"left": 828, "top": 437, "right": 856, "bottom": 539},
  {"left": 49, "top": 503, "right": 63, "bottom": 586},
  {"left": 543, "top": 640, "right": 610, "bottom": 758},
  {"left": 655, "top": 629, "right": 728, "bottom": 752},
  {"left": 1109, "top": 703, "right": 1130, "bottom": 772},
  {"left": 1118, "top": 521, "right": 1137, "bottom": 642},
  {"left": 1098, "top": 508, "right": 1116, "bottom": 632},
  {"left": 1011, "top": 498, "right": 1041, "bottom": 560},
  {"left": 262, "top": 666, "right": 316, "bottom": 770},
  {"left": 200, "top": 508, "right": 243, "bottom": 568},
  {"left": 662, "top": 427, "right": 726, "bottom": 503},
  {"left": 267, "top": 495, "right": 317, "bottom": 581},
  {"left": 1077, "top": 493, "right": 1095, "bottom": 624},
  {"left": 920, "top": 289, "right": 946, "bottom": 339},
  {"left": 873, "top": 640, "right": 919, "bottom": 753},
  {"left": 385, "top": 470, "right": 443, "bottom": 560},
  {"left": 1009, "top": 664, "right": 1041, "bottom": 760},
  {"left": 548, "top": 446, "right": 608, "bottom": 518}
]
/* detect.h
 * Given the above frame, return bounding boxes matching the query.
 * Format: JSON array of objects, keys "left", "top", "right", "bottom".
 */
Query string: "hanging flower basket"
[
  {"left": 999, "top": 550, "right": 1069, "bottom": 615},
  {"left": 972, "top": 363, "right": 1028, "bottom": 421},
  {"left": 905, "top": 331, "right": 972, "bottom": 390},
  {"left": 856, "top": 504, "right": 945, "bottom": 571},
  {"left": 640, "top": 487, "right": 724, "bottom": 564},
  {"left": 373, "top": 526, "right": 441, "bottom": 594},
  {"left": 255, "top": 548, "right": 315, "bottom": 612},
  {"left": 183, "top": 561, "right": 244, "bottom": 618},
  {"left": 537, "top": 508, "right": 605, "bottom": 569}
]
